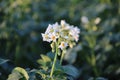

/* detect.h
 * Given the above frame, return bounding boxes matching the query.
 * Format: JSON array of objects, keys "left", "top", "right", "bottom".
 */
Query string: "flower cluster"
[{"left": 42, "top": 20, "right": 80, "bottom": 50}]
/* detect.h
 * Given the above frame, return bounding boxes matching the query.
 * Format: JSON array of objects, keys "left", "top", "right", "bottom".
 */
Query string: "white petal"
[
  {"left": 61, "top": 20, "right": 66, "bottom": 26},
  {"left": 58, "top": 42, "right": 68, "bottom": 50}
]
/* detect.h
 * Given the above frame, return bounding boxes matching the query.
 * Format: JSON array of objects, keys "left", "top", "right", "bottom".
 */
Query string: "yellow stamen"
[
  {"left": 51, "top": 36, "right": 56, "bottom": 40},
  {"left": 61, "top": 42, "right": 65, "bottom": 47}
]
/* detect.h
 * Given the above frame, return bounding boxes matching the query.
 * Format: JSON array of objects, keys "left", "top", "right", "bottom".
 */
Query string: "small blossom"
[
  {"left": 94, "top": 17, "right": 101, "bottom": 24},
  {"left": 41, "top": 33, "right": 51, "bottom": 42},
  {"left": 69, "top": 27, "right": 80, "bottom": 42},
  {"left": 59, "top": 42, "right": 68, "bottom": 50},
  {"left": 52, "top": 22, "right": 60, "bottom": 32},
  {"left": 61, "top": 20, "right": 66, "bottom": 27},
  {"left": 81, "top": 16, "right": 89, "bottom": 24},
  {"left": 74, "top": 27, "right": 80, "bottom": 34},
  {"left": 49, "top": 32, "right": 59, "bottom": 42},
  {"left": 45, "top": 24, "right": 53, "bottom": 34},
  {"left": 74, "top": 35, "right": 79, "bottom": 42},
  {"left": 60, "top": 20, "right": 70, "bottom": 30}
]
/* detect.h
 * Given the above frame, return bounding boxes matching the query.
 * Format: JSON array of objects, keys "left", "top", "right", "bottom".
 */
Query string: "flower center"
[
  {"left": 61, "top": 43, "right": 65, "bottom": 47},
  {"left": 51, "top": 35, "right": 56, "bottom": 40}
]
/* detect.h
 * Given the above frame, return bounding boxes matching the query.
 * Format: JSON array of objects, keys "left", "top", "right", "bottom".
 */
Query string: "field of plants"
[{"left": 0, "top": 0, "right": 120, "bottom": 80}]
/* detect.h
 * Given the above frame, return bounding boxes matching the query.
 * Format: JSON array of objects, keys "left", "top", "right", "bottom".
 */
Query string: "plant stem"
[
  {"left": 60, "top": 52, "right": 64, "bottom": 65},
  {"left": 91, "top": 50, "right": 99, "bottom": 77},
  {"left": 50, "top": 42, "right": 58, "bottom": 78}
]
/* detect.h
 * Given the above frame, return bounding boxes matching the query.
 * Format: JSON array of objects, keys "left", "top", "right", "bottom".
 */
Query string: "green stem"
[
  {"left": 50, "top": 42, "right": 58, "bottom": 78},
  {"left": 60, "top": 52, "right": 64, "bottom": 65},
  {"left": 91, "top": 50, "right": 99, "bottom": 77},
  {"left": 93, "top": 65, "right": 99, "bottom": 77}
]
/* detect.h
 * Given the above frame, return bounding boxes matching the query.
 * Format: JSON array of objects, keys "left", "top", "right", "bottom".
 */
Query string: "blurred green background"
[{"left": 0, "top": 0, "right": 120, "bottom": 80}]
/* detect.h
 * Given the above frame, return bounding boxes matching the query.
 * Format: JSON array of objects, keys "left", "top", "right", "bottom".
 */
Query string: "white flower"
[
  {"left": 61, "top": 20, "right": 66, "bottom": 27},
  {"left": 42, "top": 20, "right": 80, "bottom": 46},
  {"left": 52, "top": 22, "right": 60, "bottom": 32},
  {"left": 45, "top": 24, "right": 53, "bottom": 34},
  {"left": 60, "top": 20, "right": 70, "bottom": 29},
  {"left": 41, "top": 33, "right": 52, "bottom": 42},
  {"left": 74, "top": 27, "right": 80, "bottom": 34},
  {"left": 42, "top": 22, "right": 60, "bottom": 42},
  {"left": 74, "top": 35, "right": 79, "bottom": 42},
  {"left": 49, "top": 32, "right": 59, "bottom": 42},
  {"left": 81, "top": 16, "right": 89, "bottom": 24},
  {"left": 69, "top": 27, "right": 80, "bottom": 42},
  {"left": 59, "top": 42, "right": 68, "bottom": 50}
]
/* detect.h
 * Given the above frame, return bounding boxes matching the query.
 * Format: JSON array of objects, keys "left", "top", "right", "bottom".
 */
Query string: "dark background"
[{"left": 0, "top": 0, "right": 120, "bottom": 80}]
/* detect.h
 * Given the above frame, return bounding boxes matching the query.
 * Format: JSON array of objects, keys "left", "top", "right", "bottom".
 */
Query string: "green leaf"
[
  {"left": 0, "top": 58, "right": 9, "bottom": 65},
  {"left": 28, "top": 69, "right": 37, "bottom": 80},
  {"left": 40, "top": 54, "right": 51, "bottom": 63},
  {"left": 37, "top": 59, "right": 45, "bottom": 66},
  {"left": 7, "top": 71, "right": 23, "bottom": 80},
  {"left": 47, "top": 52, "right": 55, "bottom": 60},
  {"left": 13, "top": 67, "right": 29, "bottom": 80},
  {"left": 37, "top": 55, "right": 52, "bottom": 71},
  {"left": 63, "top": 65, "right": 79, "bottom": 78},
  {"left": 37, "top": 54, "right": 51, "bottom": 65}
]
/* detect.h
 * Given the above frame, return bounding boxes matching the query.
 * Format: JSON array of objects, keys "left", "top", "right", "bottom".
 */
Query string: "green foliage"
[
  {"left": 37, "top": 54, "right": 51, "bottom": 71},
  {"left": 7, "top": 71, "right": 23, "bottom": 80},
  {"left": 0, "top": 58, "right": 9, "bottom": 65},
  {"left": 31, "top": 54, "right": 67, "bottom": 80},
  {"left": 63, "top": 65, "right": 79, "bottom": 78},
  {"left": 36, "top": 54, "right": 79, "bottom": 80},
  {"left": 7, "top": 67, "right": 29, "bottom": 80},
  {"left": 7, "top": 54, "right": 79, "bottom": 80}
]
